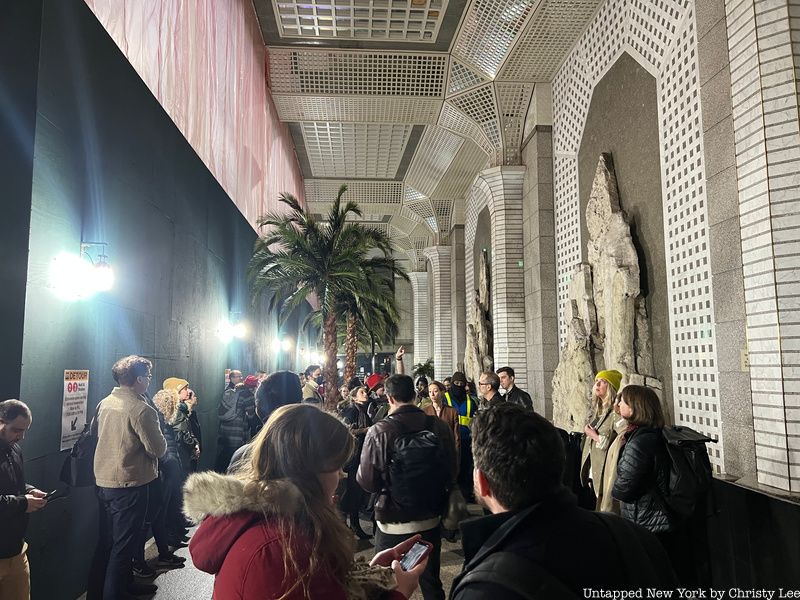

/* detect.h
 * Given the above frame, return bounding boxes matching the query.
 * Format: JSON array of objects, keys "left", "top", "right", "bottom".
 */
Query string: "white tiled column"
[
  {"left": 423, "top": 246, "right": 454, "bottom": 378},
  {"left": 725, "top": 0, "right": 800, "bottom": 492},
  {"left": 474, "top": 166, "right": 529, "bottom": 390},
  {"left": 407, "top": 271, "right": 430, "bottom": 366}
]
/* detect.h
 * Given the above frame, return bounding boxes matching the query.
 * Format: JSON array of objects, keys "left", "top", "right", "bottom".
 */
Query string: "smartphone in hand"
[{"left": 399, "top": 541, "right": 433, "bottom": 571}]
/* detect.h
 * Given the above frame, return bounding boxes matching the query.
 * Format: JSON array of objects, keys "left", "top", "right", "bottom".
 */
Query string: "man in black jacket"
[
  {"left": 0, "top": 400, "right": 47, "bottom": 598},
  {"left": 450, "top": 403, "right": 676, "bottom": 599},
  {"left": 358, "top": 374, "right": 457, "bottom": 600},
  {"left": 495, "top": 366, "right": 533, "bottom": 410}
]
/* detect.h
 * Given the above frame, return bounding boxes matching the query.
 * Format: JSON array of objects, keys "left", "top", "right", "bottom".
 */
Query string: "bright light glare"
[
  {"left": 272, "top": 337, "right": 283, "bottom": 353},
  {"left": 217, "top": 320, "right": 247, "bottom": 344},
  {"left": 304, "top": 350, "right": 323, "bottom": 364},
  {"left": 216, "top": 319, "right": 234, "bottom": 344},
  {"left": 232, "top": 322, "right": 247, "bottom": 339},
  {"left": 92, "top": 261, "right": 115, "bottom": 292},
  {"left": 49, "top": 253, "right": 95, "bottom": 301},
  {"left": 281, "top": 337, "right": 293, "bottom": 352},
  {"left": 49, "top": 252, "right": 116, "bottom": 301}
]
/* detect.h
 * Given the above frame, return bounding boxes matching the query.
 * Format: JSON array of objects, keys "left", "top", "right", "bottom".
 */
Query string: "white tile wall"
[
  {"left": 423, "top": 246, "right": 454, "bottom": 376},
  {"left": 408, "top": 272, "right": 431, "bottom": 363},
  {"left": 725, "top": 0, "right": 800, "bottom": 491},
  {"left": 464, "top": 167, "right": 529, "bottom": 389}
]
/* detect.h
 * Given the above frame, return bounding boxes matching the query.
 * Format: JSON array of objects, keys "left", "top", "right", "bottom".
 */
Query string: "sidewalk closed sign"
[{"left": 61, "top": 370, "right": 89, "bottom": 451}]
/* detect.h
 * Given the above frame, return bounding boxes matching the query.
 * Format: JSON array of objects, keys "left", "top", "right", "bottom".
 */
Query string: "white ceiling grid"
[
  {"left": 451, "top": 0, "right": 542, "bottom": 78},
  {"left": 497, "top": 82, "right": 535, "bottom": 164},
  {"left": 271, "top": 0, "right": 450, "bottom": 42},
  {"left": 438, "top": 102, "right": 496, "bottom": 158},
  {"left": 273, "top": 96, "right": 443, "bottom": 124},
  {"left": 304, "top": 179, "right": 404, "bottom": 205},
  {"left": 448, "top": 59, "right": 491, "bottom": 95},
  {"left": 262, "top": 0, "right": 605, "bottom": 255},
  {"left": 268, "top": 48, "right": 448, "bottom": 96},
  {"left": 301, "top": 122, "right": 413, "bottom": 178},
  {"left": 431, "top": 138, "right": 490, "bottom": 199},
  {"left": 404, "top": 126, "right": 464, "bottom": 198},
  {"left": 498, "top": 0, "right": 604, "bottom": 81}
]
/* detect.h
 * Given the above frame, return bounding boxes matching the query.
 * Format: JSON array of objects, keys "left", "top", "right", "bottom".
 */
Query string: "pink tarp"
[{"left": 84, "top": 0, "right": 304, "bottom": 229}]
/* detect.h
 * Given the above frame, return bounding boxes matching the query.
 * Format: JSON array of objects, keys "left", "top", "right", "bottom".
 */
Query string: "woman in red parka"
[{"left": 184, "top": 403, "right": 427, "bottom": 599}]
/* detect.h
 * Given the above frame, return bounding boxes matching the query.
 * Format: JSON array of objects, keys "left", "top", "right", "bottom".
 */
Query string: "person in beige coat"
[
  {"left": 92, "top": 355, "right": 166, "bottom": 599},
  {"left": 598, "top": 410, "right": 629, "bottom": 514},
  {"left": 580, "top": 370, "right": 622, "bottom": 510}
]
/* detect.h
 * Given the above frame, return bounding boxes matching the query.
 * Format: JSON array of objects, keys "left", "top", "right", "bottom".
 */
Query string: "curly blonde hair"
[{"left": 152, "top": 388, "right": 179, "bottom": 424}]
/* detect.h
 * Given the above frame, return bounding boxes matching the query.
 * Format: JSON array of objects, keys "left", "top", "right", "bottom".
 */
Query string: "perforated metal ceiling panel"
[
  {"left": 273, "top": 96, "right": 443, "bottom": 124},
  {"left": 271, "top": 0, "right": 451, "bottom": 43},
  {"left": 448, "top": 59, "right": 491, "bottom": 95},
  {"left": 430, "top": 139, "right": 489, "bottom": 198},
  {"left": 302, "top": 122, "right": 413, "bottom": 178},
  {"left": 499, "top": 0, "right": 603, "bottom": 81},
  {"left": 269, "top": 48, "right": 448, "bottom": 96},
  {"left": 304, "top": 179, "right": 404, "bottom": 205},
  {"left": 404, "top": 126, "right": 464, "bottom": 198},
  {"left": 496, "top": 82, "right": 535, "bottom": 164},
  {"left": 452, "top": 0, "right": 541, "bottom": 78}
]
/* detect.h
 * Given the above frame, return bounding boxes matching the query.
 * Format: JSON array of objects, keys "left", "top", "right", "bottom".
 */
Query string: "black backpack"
[
  {"left": 660, "top": 426, "right": 714, "bottom": 516},
  {"left": 387, "top": 415, "right": 448, "bottom": 514},
  {"left": 60, "top": 402, "right": 100, "bottom": 488}
]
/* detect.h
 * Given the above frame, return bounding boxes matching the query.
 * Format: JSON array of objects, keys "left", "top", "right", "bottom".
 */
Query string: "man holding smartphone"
[{"left": 0, "top": 399, "right": 48, "bottom": 599}]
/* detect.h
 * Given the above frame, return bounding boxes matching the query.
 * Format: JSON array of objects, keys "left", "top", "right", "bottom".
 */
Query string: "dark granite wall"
[
  {"left": 7, "top": 1, "right": 280, "bottom": 597},
  {"left": 0, "top": 0, "right": 41, "bottom": 399}
]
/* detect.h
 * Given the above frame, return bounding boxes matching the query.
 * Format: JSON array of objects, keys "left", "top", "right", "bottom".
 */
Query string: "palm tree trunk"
[
  {"left": 323, "top": 311, "right": 339, "bottom": 410},
  {"left": 344, "top": 313, "right": 358, "bottom": 384}
]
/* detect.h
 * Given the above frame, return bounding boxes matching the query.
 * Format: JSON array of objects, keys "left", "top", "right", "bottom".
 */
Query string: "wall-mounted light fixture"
[
  {"left": 49, "top": 241, "right": 115, "bottom": 301},
  {"left": 272, "top": 336, "right": 293, "bottom": 353},
  {"left": 216, "top": 313, "right": 248, "bottom": 344}
]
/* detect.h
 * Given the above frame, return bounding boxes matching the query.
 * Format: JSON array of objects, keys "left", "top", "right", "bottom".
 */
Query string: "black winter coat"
[
  {"left": 450, "top": 487, "right": 677, "bottom": 599},
  {"left": 612, "top": 426, "right": 676, "bottom": 533},
  {"left": 0, "top": 442, "right": 30, "bottom": 558}
]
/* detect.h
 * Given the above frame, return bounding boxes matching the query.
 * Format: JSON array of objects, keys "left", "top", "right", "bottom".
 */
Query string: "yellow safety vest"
[{"left": 444, "top": 392, "right": 474, "bottom": 427}]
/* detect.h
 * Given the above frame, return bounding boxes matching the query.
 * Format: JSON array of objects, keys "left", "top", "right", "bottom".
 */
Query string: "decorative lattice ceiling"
[
  {"left": 260, "top": 0, "right": 603, "bottom": 262},
  {"left": 271, "top": 0, "right": 451, "bottom": 42}
]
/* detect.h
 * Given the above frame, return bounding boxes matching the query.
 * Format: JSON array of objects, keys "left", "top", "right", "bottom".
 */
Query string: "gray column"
[
  {"left": 698, "top": 0, "right": 755, "bottom": 479},
  {"left": 521, "top": 126, "right": 557, "bottom": 417},
  {"left": 407, "top": 271, "right": 430, "bottom": 367},
  {"left": 449, "top": 225, "right": 467, "bottom": 371},
  {"left": 423, "top": 246, "right": 454, "bottom": 378}
]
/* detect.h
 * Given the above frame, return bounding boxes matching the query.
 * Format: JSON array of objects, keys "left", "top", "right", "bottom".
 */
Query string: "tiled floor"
[{"left": 93, "top": 507, "right": 484, "bottom": 600}]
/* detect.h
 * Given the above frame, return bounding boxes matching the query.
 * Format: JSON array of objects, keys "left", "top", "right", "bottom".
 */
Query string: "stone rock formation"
[
  {"left": 465, "top": 250, "right": 493, "bottom": 382},
  {"left": 552, "top": 153, "right": 661, "bottom": 430},
  {"left": 552, "top": 266, "right": 597, "bottom": 430}
]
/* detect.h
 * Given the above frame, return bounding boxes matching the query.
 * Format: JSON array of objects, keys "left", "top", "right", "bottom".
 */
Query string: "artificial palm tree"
[
  {"left": 339, "top": 262, "right": 404, "bottom": 383},
  {"left": 248, "top": 185, "right": 401, "bottom": 408}
]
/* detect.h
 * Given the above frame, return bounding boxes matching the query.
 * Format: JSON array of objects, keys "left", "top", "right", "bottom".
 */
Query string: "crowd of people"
[{"left": 0, "top": 349, "right": 711, "bottom": 599}]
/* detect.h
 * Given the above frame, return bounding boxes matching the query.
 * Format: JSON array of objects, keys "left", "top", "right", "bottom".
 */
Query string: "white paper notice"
[{"left": 61, "top": 370, "right": 89, "bottom": 451}]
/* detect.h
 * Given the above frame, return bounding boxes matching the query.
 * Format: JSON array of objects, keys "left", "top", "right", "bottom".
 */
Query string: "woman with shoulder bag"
[{"left": 611, "top": 385, "right": 694, "bottom": 585}]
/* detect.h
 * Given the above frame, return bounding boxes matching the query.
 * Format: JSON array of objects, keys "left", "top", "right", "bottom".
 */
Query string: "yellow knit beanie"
[
  {"left": 595, "top": 370, "right": 623, "bottom": 392},
  {"left": 163, "top": 377, "right": 189, "bottom": 393}
]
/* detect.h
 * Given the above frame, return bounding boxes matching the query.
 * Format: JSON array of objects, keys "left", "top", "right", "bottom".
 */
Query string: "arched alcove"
[{"left": 578, "top": 51, "right": 672, "bottom": 408}]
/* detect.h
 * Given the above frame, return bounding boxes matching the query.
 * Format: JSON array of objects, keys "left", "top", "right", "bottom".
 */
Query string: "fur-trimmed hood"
[
  {"left": 183, "top": 471, "right": 305, "bottom": 524},
  {"left": 186, "top": 472, "right": 306, "bottom": 577}
]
